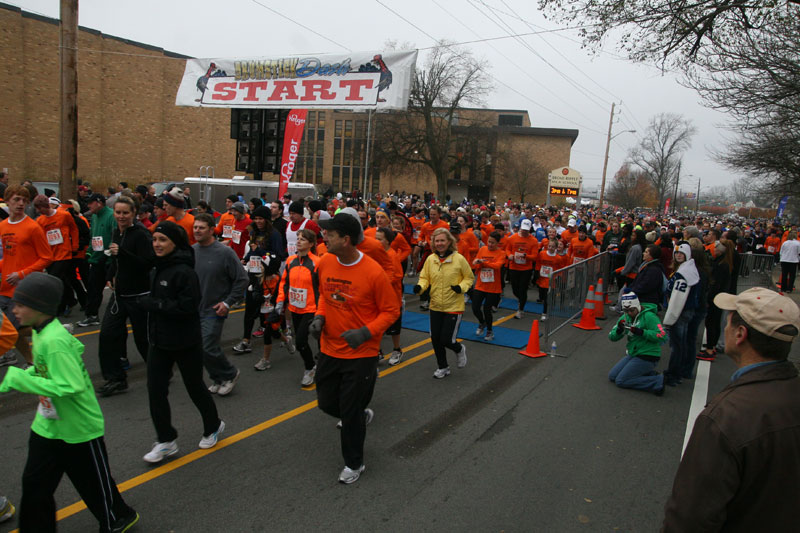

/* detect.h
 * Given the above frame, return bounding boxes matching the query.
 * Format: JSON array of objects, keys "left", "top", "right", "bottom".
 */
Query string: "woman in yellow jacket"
[{"left": 413, "top": 228, "right": 475, "bottom": 379}]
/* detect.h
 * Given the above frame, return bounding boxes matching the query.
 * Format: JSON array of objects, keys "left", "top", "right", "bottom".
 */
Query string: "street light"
[{"left": 598, "top": 128, "right": 636, "bottom": 209}]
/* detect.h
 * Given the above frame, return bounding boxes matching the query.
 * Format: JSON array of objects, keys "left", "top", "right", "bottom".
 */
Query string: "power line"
[{"left": 249, "top": 0, "right": 351, "bottom": 52}]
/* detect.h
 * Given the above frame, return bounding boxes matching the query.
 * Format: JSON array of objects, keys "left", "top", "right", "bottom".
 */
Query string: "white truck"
[{"left": 179, "top": 176, "right": 318, "bottom": 213}]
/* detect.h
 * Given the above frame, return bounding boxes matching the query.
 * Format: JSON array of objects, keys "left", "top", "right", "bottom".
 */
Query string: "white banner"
[{"left": 176, "top": 50, "right": 417, "bottom": 110}]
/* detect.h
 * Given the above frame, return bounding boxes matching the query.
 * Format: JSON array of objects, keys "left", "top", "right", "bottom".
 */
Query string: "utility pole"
[
  {"left": 695, "top": 178, "right": 701, "bottom": 216},
  {"left": 59, "top": 0, "right": 78, "bottom": 201},
  {"left": 672, "top": 160, "right": 681, "bottom": 215},
  {"left": 598, "top": 102, "right": 615, "bottom": 209}
]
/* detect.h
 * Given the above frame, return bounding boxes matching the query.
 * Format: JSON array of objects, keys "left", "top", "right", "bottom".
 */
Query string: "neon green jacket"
[{"left": 0, "top": 319, "right": 104, "bottom": 443}]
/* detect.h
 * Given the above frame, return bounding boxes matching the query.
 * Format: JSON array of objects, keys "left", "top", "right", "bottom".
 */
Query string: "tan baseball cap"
[{"left": 714, "top": 288, "right": 800, "bottom": 342}]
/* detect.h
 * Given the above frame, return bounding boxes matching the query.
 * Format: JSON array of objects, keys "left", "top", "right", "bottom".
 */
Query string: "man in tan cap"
[{"left": 662, "top": 287, "right": 800, "bottom": 531}]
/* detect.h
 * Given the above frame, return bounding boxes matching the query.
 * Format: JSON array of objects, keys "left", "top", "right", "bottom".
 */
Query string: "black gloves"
[
  {"left": 340, "top": 326, "right": 372, "bottom": 349},
  {"left": 413, "top": 284, "right": 422, "bottom": 294},
  {"left": 629, "top": 326, "right": 643, "bottom": 336},
  {"left": 451, "top": 285, "right": 462, "bottom": 294}
]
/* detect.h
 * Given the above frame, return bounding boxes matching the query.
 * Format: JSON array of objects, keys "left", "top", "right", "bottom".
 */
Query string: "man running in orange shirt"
[
  {"left": 0, "top": 186, "right": 54, "bottom": 365},
  {"left": 153, "top": 187, "right": 196, "bottom": 245},
  {"left": 505, "top": 219, "right": 539, "bottom": 318},
  {"left": 568, "top": 225, "right": 598, "bottom": 265},
  {"left": 33, "top": 195, "right": 79, "bottom": 315},
  {"left": 310, "top": 212, "right": 400, "bottom": 485}
]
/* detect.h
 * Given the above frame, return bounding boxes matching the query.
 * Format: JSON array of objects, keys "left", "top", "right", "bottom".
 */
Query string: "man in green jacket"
[
  {"left": 608, "top": 292, "right": 667, "bottom": 395},
  {"left": 77, "top": 193, "right": 116, "bottom": 327},
  {"left": 0, "top": 272, "right": 138, "bottom": 532}
]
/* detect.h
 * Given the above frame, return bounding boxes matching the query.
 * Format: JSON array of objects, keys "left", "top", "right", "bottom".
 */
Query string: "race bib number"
[
  {"left": 573, "top": 257, "right": 583, "bottom": 264},
  {"left": 222, "top": 225, "right": 233, "bottom": 238},
  {"left": 37, "top": 396, "right": 59, "bottom": 420},
  {"left": 91, "top": 236, "right": 104, "bottom": 251},
  {"left": 514, "top": 251, "right": 527, "bottom": 265},
  {"left": 479, "top": 268, "right": 495, "bottom": 283},
  {"left": 287, "top": 243, "right": 297, "bottom": 256},
  {"left": 539, "top": 265, "right": 553, "bottom": 278},
  {"left": 46, "top": 229, "right": 64, "bottom": 246},
  {"left": 231, "top": 230, "right": 242, "bottom": 245},
  {"left": 767, "top": 246, "right": 776, "bottom": 253},
  {"left": 289, "top": 287, "right": 308, "bottom": 309},
  {"left": 247, "top": 256, "right": 262, "bottom": 273}
]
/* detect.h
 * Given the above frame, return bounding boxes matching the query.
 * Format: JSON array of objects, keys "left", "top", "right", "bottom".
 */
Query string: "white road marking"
[{"left": 682, "top": 360, "right": 711, "bottom": 457}]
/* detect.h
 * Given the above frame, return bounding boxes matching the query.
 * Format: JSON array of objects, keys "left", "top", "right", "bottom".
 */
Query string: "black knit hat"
[
  {"left": 252, "top": 206, "right": 271, "bottom": 220},
  {"left": 153, "top": 221, "right": 191, "bottom": 250},
  {"left": 12, "top": 272, "right": 63, "bottom": 316},
  {"left": 288, "top": 201, "right": 305, "bottom": 215}
]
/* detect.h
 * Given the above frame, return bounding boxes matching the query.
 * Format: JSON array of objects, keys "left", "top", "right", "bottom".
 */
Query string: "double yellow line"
[{"left": 16, "top": 311, "right": 516, "bottom": 529}]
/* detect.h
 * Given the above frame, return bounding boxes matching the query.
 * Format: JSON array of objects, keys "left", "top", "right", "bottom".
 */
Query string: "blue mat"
[
  {"left": 401, "top": 310, "right": 532, "bottom": 348},
  {"left": 403, "top": 284, "right": 544, "bottom": 314}
]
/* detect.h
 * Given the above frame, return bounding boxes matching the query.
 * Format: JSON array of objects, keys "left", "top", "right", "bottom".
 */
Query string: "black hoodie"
[
  {"left": 108, "top": 222, "right": 154, "bottom": 296},
  {"left": 138, "top": 248, "right": 202, "bottom": 350}
]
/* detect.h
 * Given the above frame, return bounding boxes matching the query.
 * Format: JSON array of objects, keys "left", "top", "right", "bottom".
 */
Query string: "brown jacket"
[{"left": 662, "top": 361, "right": 800, "bottom": 532}]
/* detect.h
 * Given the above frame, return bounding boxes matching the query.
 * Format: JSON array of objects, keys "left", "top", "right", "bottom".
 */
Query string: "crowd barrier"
[
  {"left": 737, "top": 252, "right": 776, "bottom": 293},
  {"left": 543, "top": 251, "right": 611, "bottom": 341}
]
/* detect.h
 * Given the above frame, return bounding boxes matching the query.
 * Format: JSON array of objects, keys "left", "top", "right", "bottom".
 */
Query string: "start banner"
[{"left": 176, "top": 50, "right": 417, "bottom": 110}]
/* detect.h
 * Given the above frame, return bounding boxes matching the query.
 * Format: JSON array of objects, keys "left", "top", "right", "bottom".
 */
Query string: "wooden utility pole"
[
  {"left": 59, "top": 0, "right": 78, "bottom": 201},
  {"left": 598, "top": 102, "right": 615, "bottom": 209}
]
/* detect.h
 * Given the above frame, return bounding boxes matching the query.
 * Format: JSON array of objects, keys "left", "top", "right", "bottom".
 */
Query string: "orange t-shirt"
[
  {"left": 569, "top": 236, "right": 598, "bottom": 264},
  {"left": 505, "top": 233, "right": 539, "bottom": 271},
  {"left": 215, "top": 212, "right": 236, "bottom": 238},
  {"left": 456, "top": 230, "right": 480, "bottom": 265},
  {"left": 363, "top": 227, "right": 377, "bottom": 240},
  {"left": 419, "top": 220, "right": 449, "bottom": 247},
  {"left": 594, "top": 229, "right": 607, "bottom": 246},
  {"left": 277, "top": 253, "right": 320, "bottom": 314},
  {"left": 0, "top": 216, "right": 55, "bottom": 297},
  {"left": 386, "top": 247, "right": 404, "bottom": 300},
  {"left": 409, "top": 216, "right": 426, "bottom": 245},
  {"left": 390, "top": 233, "right": 411, "bottom": 263},
  {"left": 357, "top": 236, "right": 395, "bottom": 275},
  {"left": 316, "top": 252, "right": 400, "bottom": 359},
  {"left": 36, "top": 209, "right": 79, "bottom": 261},
  {"left": 473, "top": 246, "right": 506, "bottom": 294},
  {"left": 765, "top": 236, "right": 781, "bottom": 254},
  {"left": 536, "top": 250, "right": 567, "bottom": 289},
  {"left": 152, "top": 212, "right": 197, "bottom": 245}
]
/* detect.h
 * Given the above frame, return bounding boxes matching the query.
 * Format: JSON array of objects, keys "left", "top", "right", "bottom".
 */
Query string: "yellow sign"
[{"left": 550, "top": 186, "right": 579, "bottom": 196}]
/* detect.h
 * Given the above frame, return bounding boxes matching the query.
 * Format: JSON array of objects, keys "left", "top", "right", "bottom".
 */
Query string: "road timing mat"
[
  {"left": 403, "top": 284, "right": 544, "bottom": 314},
  {"left": 401, "top": 310, "right": 531, "bottom": 349}
]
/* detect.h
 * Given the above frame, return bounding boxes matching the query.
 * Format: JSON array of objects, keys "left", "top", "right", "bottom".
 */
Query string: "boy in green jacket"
[
  {"left": 0, "top": 272, "right": 138, "bottom": 533},
  {"left": 607, "top": 292, "right": 667, "bottom": 395}
]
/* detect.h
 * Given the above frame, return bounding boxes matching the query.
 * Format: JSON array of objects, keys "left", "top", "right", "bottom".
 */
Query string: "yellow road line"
[{"left": 18, "top": 311, "right": 518, "bottom": 530}]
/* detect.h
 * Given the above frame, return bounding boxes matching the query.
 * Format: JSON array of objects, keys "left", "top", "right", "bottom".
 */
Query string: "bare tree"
[
  {"left": 494, "top": 146, "right": 548, "bottom": 204},
  {"left": 374, "top": 42, "right": 492, "bottom": 201},
  {"left": 628, "top": 113, "right": 696, "bottom": 212}
]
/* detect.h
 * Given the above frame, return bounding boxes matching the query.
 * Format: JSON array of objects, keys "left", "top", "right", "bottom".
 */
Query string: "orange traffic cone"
[
  {"left": 593, "top": 279, "right": 607, "bottom": 320},
  {"left": 573, "top": 285, "right": 601, "bottom": 330},
  {"left": 519, "top": 319, "right": 547, "bottom": 358}
]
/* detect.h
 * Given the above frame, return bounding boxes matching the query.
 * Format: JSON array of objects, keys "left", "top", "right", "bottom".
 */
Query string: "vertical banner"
[
  {"left": 278, "top": 109, "right": 308, "bottom": 200},
  {"left": 664, "top": 198, "right": 671, "bottom": 215},
  {"left": 777, "top": 195, "right": 790, "bottom": 219}
]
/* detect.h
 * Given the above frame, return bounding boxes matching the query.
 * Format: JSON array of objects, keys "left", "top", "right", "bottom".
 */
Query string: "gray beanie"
[{"left": 12, "top": 272, "right": 63, "bottom": 316}]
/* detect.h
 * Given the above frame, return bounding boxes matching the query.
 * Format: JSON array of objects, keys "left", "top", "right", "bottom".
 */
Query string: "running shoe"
[
  {"left": 336, "top": 409, "right": 374, "bottom": 429},
  {"left": 388, "top": 349, "right": 404, "bottom": 366},
  {"left": 301, "top": 367, "right": 316, "bottom": 387},
  {"left": 475, "top": 325, "right": 486, "bottom": 336},
  {"left": 110, "top": 510, "right": 139, "bottom": 533},
  {"left": 97, "top": 379, "right": 128, "bottom": 397},
  {"left": 0, "top": 351, "right": 18, "bottom": 368},
  {"left": 232, "top": 341, "right": 252, "bottom": 354},
  {"left": 0, "top": 497, "right": 15, "bottom": 523},
  {"left": 143, "top": 440, "right": 178, "bottom": 463},
  {"left": 420, "top": 301, "right": 429, "bottom": 311},
  {"left": 338, "top": 464, "right": 365, "bottom": 484},
  {"left": 456, "top": 345, "right": 467, "bottom": 369},
  {"left": 199, "top": 420, "right": 225, "bottom": 449},
  {"left": 515, "top": 310, "right": 523, "bottom": 319},
  {"left": 484, "top": 331, "right": 495, "bottom": 341},
  {"left": 120, "top": 357, "right": 131, "bottom": 370},
  {"left": 540, "top": 314, "right": 547, "bottom": 321},
  {"left": 208, "top": 382, "right": 220, "bottom": 394},
  {"left": 77, "top": 315, "right": 100, "bottom": 327},
  {"left": 284, "top": 333, "right": 296, "bottom": 354},
  {"left": 433, "top": 367, "right": 451, "bottom": 379},
  {"left": 254, "top": 358, "right": 271, "bottom": 371},
  {"left": 217, "top": 369, "right": 240, "bottom": 396},
  {"left": 252, "top": 328, "right": 264, "bottom": 338}
]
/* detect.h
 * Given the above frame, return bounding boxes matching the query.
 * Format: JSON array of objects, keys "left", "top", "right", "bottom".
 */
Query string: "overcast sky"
[{"left": 12, "top": 0, "right": 736, "bottom": 192}]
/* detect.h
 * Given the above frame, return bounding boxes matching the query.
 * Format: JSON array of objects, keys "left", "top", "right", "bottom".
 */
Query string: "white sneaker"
[
  {"left": 515, "top": 310, "right": 523, "bottom": 319},
  {"left": 199, "top": 420, "right": 225, "bottom": 449},
  {"left": 285, "top": 334, "right": 296, "bottom": 354},
  {"left": 433, "top": 367, "right": 451, "bottom": 379},
  {"left": 456, "top": 345, "right": 467, "bottom": 369},
  {"left": 484, "top": 331, "right": 495, "bottom": 341},
  {"left": 541, "top": 314, "right": 547, "bottom": 321},
  {"left": 388, "top": 350, "right": 403, "bottom": 366},
  {"left": 217, "top": 369, "right": 240, "bottom": 396},
  {"left": 208, "top": 382, "right": 220, "bottom": 394},
  {"left": 301, "top": 367, "right": 316, "bottom": 387},
  {"left": 254, "top": 358, "right": 271, "bottom": 371},
  {"left": 338, "top": 464, "right": 366, "bottom": 484},
  {"left": 232, "top": 341, "right": 251, "bottom": 354},
  {"left": 475, "top": 325, "right": 486, "bottom": 336},
  {"left": 336, "top": 408, "right": 374, "bottom": 429},
  {"left": 143, "top": 440, "right": 178, "bottom": 463}
]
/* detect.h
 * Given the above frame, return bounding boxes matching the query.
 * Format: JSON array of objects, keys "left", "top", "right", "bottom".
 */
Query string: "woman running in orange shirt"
[{"left": 471, "top": 232, "right": 506, "bottom": 341}]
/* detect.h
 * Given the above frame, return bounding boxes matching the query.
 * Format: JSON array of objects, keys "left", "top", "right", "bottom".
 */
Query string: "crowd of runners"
[{"left": 0, "top": 175, "right": 799, "bottom": 531}]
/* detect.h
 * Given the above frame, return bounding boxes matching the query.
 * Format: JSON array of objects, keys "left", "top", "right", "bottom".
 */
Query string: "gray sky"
[{"left": 12, "top": 0, "right": 736, "bottom": 192}]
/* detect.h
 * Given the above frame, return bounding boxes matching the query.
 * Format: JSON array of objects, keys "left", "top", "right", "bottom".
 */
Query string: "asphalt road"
[{"left": 1, "top": 283, "right": 797, "bottom": 532}]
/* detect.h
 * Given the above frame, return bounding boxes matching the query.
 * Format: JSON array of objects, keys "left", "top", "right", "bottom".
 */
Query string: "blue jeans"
[
  {"left": 608, "top": 355, "right": 663, "bottom": 392},
  {"left": 684, "top": 309, "right": 706, "bottom": 379},
  {"left": 200, "top": 316, "right": 238, "bottom": 383},
  {"left": 665, "top": 309, "right": 693, "bottom": 383}
]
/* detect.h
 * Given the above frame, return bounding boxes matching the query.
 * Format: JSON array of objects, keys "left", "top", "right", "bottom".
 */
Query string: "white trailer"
[{"left": 183, "top": 176, "right": 318, "bottom": 213}]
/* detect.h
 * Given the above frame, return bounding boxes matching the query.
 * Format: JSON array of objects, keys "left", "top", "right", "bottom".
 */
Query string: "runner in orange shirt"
[
  {"left": 408, "top": 207, "right": 426, "bottom": 273},
  {"left": 536, "top": 239, "right": 567, "bottom": 320},
  {"left": 505, "top": 219, "right": 539, "bottom": 318},
  {"left": 154, "top": 187, "right": 196, "bottom": 245},
  {"left": 375, "top": 227, "right": 405, "bottom": 365},
  {"left": 311, "top": 212, "right": 399, "bottom": 484},
  {"left": 471, "top": 232, "right": 507, "bottom": 341},
  {"left": 214, "top": 195, "right": 239, "bottom": 238},
  {"left": 568, "top": 225, "right": 598, "bottom": 264},
  {"left": 33, "top": 195, "right": 79, "bottom": 316}
]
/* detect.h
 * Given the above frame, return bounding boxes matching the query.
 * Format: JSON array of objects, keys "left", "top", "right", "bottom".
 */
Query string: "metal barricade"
[
  {"left": 544, "top": 252, "right": 611, "bottom": 341},
  {"left": 737, "top": 253, "right": 776, "bottom": 292}
]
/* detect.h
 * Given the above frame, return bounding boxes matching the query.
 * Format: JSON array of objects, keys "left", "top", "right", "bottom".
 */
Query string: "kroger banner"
[
  {"left": 278, "top": 110, "right": 308, "bottom": 200},
  {"left": 176, "top": 50, "right": 417, "bottom": 110}
]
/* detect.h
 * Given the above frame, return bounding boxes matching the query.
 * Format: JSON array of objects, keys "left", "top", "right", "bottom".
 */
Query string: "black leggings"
[
  {"left": 538, "top": 286, "right": 549, "bottom": 314},
  {"left": 471, "top": 290, "right": 501, "bottom": 330},
  {"left": 509, "top": 269, "right": 533, "bottom": 310},
  {"left": 704, "top": 302, "right": 723, "bottom": 350},
  {"left": 429, "top": 310, "right": 463, "bottom": 369},
  {"left": 291, "top": 311, "right": 316, "bottom": 370},
  {"left": 242, "top": 289, "right": 263, "bottom": 340}
]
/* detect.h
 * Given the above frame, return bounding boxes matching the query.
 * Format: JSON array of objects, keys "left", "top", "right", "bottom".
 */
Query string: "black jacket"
[
  {"left": 708, "top": 256, "right": 732, "bottom": 304},
  {"left": 138, "top": 248, "right": 202, "bottom": 350},
  {"left": 108, "top": 222, "right": 154, "bottom": 296},
  {"left": 628, "top": 259, "right": 666, "bottom": 305}
]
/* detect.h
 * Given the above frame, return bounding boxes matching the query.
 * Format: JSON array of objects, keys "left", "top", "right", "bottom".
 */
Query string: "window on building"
[
  {"left": 335, "top": 120, "right": 342, "bottom": 138},
  {"left": 345, "top": 120, "right": 353, "bottom": 138},
  {"left": 498, "top": 114, "right": 523, "bottom": 126},
  {"left": 318, "top": 111, "right": 326, "bottom": 129}
]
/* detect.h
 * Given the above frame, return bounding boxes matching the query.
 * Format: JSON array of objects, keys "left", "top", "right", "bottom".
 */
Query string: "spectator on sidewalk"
[{"left": 778, "top": 231, "right": 800, "bottom": 293}]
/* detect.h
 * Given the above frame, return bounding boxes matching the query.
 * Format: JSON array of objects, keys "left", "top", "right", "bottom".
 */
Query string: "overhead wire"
[{"left": 249, "top": 0, "right": 352, "bottom": 52}]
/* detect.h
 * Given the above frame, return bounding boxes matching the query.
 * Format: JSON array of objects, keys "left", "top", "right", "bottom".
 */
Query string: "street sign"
[
  {"left": 549, "top": 186, "right": 579, "bottom": 196},
  {"left": 547, "top": 167, "right": 582, "bottom": 204}
]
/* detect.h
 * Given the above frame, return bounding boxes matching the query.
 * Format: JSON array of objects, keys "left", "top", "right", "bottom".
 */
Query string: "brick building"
[{"left": 0, "top": 3, "right": 577, "bottom": 202}]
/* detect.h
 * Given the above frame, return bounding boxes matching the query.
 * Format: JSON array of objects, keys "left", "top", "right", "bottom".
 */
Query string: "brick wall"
[{"left": 0, "top": 5, "right": 235, "bottom": 186}]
